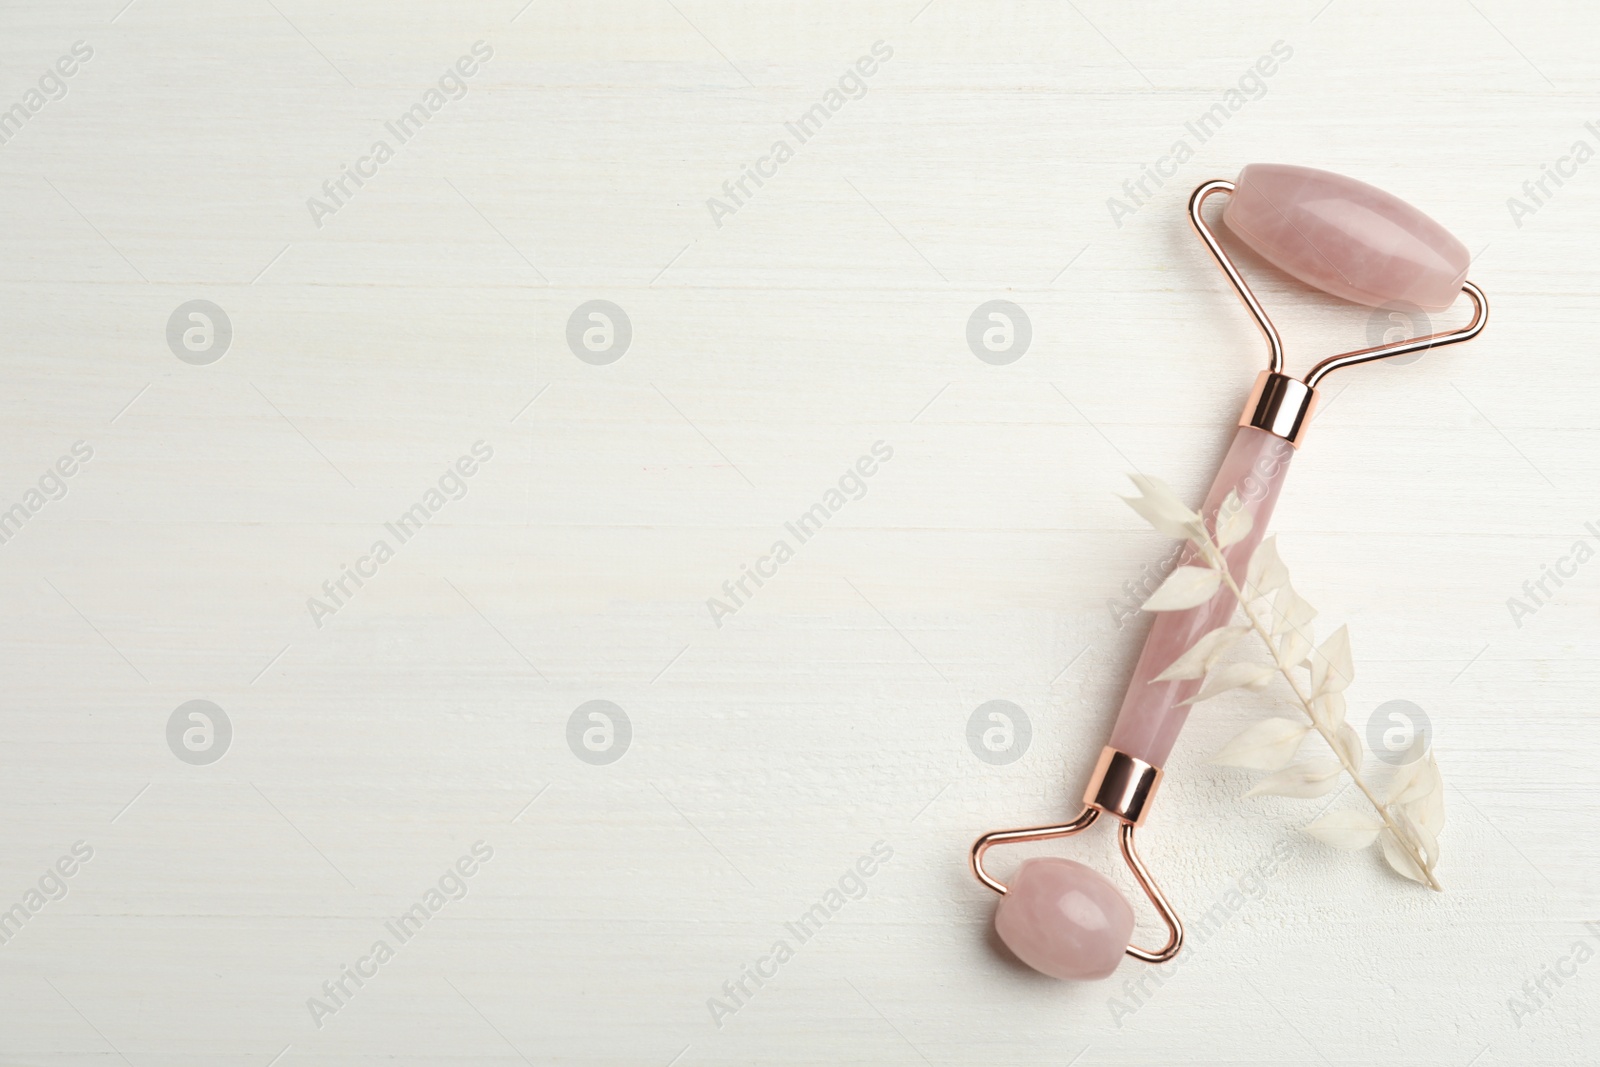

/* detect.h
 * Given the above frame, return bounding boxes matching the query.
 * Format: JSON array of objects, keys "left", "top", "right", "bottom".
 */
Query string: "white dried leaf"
[
  {"left": 1311, "top": 691, "right": 1347, "bottom": 733},
  {"left": 1278, "top": 627, "right": 1313, "bottom": 671},
  {"left": 1215, "top": 490, "right": 1253, "bottom": 549},
  {"left": 1311, "top": 625, "right": 1354, "bottom": 695},
  {"left": 1208, "top": 717, "right": 1309, "bottom": 770},
  {"left": 1333, "top": 723, "right": 1364, "bottom": 769},
  {"left": 1391, "top": 761, "right": 1443, "bottom": 839},
  {"left": 1408, "top": 813, "right": 1441, "bottom": 871},
  {"left": 1154, "top": 625, "right": 1249, "bottom": 682},
  {"left": 1245, "top": 758, "right": 1343, "bottom": 798},
  {"left": 1386, "top": 754, "right": 1425, "bottom": 804},
  {"left": 1394, "top": 751, "right": 1441, "bottom": 806},
  {"left": 1246, "top": 535, "right": 1290, "bottom": 598},
  {"left": 1122, "top": 494, "right": 1193, "bottom": 543},
  {"left": 1305, "top": 810, "right": 1385, "bottom": 850},
  {"left": 1406, "top": 781, "right": 1446, "bottom": 836},
  {"left": 1184, "top": 662, "right": 1276, "bottom": 705},
  {"left": 1387, "top": 732, "right": 1429, "bottom": 767},
  {"left": 1379, "top": 826, "right": 1431, "bottom": 885},
  {"left": 1144, "top": 565, "right": 1221, "bottom": 611},
  {"left": 1123, "top": 475, "right": 1203, "bottom": 542},
  {"left": 1126, "top": 473, "right": 1190, "bottom": 514},
  {"left": 1271, "top": 583, "right": 1317, "bottom": 639}
]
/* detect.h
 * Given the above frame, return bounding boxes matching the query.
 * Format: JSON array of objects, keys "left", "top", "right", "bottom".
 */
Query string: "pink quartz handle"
[{"left": 1107, "top": 426, "right": 1295, "bottom": 767}]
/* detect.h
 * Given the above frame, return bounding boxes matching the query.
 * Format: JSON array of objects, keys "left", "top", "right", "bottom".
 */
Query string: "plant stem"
[{"left": 1203, "top": 542, "right": 1443, "bottom": 891}]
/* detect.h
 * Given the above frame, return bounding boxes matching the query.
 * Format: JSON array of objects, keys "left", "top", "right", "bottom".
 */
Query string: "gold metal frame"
[
  {"left": 969, "top": 747, "right": 1183, "bottom": 964},
  {"left": 1083, "top": 746, "right": 1162, "bottom": 826},
  {"left": 1188, "top": 179, "right": 1489, "bottom": 445}
]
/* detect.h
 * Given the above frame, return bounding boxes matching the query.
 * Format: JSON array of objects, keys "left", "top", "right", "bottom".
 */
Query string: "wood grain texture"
[{"left": 0, "top": 0, "right": 1595, "bottom": 1064}]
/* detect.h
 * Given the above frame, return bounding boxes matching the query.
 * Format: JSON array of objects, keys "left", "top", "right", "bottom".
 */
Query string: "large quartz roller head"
[{"left": 1221, "top": 163, "right": 1470, "bottom": 312}]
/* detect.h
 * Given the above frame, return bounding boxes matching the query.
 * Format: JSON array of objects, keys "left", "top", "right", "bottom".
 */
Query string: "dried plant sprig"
[{"left": 1122, "top": 475, "right": 1446, "bottom": 891}]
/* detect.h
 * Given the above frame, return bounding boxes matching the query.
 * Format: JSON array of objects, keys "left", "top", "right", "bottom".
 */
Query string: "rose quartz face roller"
[{"left": 970, "top": 164, "right": 1488, "bottom": 981}]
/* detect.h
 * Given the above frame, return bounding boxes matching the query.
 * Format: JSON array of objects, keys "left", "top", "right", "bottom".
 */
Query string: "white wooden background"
[{"left": 0, "top": 0, "right": 1595, "bottom": 1064}]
